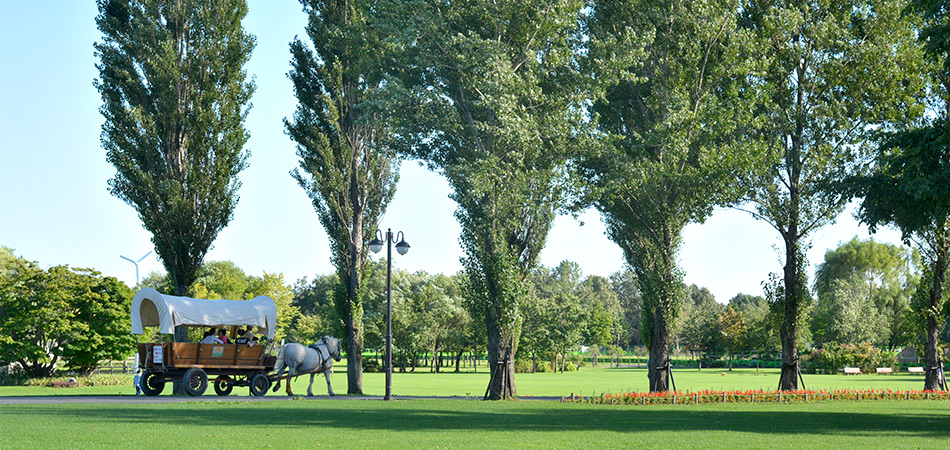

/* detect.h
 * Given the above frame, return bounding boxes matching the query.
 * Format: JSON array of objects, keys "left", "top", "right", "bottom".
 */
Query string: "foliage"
[
  {"left": 811, "top": 238, "right": 918, "bottom": 350},
  {"left": 192, "top": 261, "right": 249, "bottom": 300},
  {"left": 610, "top": 269, "right": 643, "bottom": 347},
  {"left": 739, "top": 0, "right": 926, "bottom": 389},
  {"left": 286, "top": 0, "right": 401, "bottom": 395},
  {"left": 728, "top": 293, "right": 779, "bottom": 354},
  {"left": 94, "top": 0, "right": 256, "bottom": 295},
  {"left": 290, "top": 274, "right": 341, "bottom": 343},
  {"left": 582, "top": 0, "right": 761, "bottom": 391},
  {"left": 246, "top": 272, "right": 300, "bottom": 343},
  {"left": 377, "top": 0, "right": 586, "bottom": 399},
  {"left": 804, "top": 342, "right": 897, "bottom": 374},
  {"left": 814, "top": 275, "right": 891, "bottom": 347},
  {"left": 0, "top": 255, "right": 135, "bottom": 377},
  {"left": 677, "top": 285, "right": 725, "bottom": 356}
]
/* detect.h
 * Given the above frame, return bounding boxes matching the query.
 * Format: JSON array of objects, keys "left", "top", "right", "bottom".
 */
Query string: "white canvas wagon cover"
[{"left": 130, "top": 287, "right": 278, "bottom": 339}]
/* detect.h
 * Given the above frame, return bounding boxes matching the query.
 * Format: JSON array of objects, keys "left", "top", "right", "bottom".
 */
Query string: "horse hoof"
[{"left": 286, "top": 393, "right": 294, "bottom": 397}]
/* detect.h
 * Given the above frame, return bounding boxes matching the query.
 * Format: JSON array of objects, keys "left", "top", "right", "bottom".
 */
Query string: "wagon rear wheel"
[
  {"left": 249, "top": 373, "right": 270, "bottom": 397},
  {"left": 183, "top": 367, "right": 208, "bottom": 396},
  {"left": 141, "top": 371, "right": 164, "bottom": 396},
  {"left": 214, "top": 375, "right": 233, "bottom": 396}
]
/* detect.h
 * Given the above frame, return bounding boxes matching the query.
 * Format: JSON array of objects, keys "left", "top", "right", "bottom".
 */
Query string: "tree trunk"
[
  {"left": 648, "top": 306, "right": 672, "bottom": 392},
  {"left": 485, "top": 324, "right": 516, "bottom": 400},
  {"left": 343, "top": 313, "right": 363, "bottom": 395},
  {"left": 455, "top": 351, "right": 464, "bottom": 372},
  {"left": 924, "top": 237, "right": 948, "bottom": 390},
  {"left": 779, "top": 233, "right": 801, "bottom": 391}
]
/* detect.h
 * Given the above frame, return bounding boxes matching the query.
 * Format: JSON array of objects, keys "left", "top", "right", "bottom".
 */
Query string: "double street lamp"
[{"left": 369, "top": 228, "right": 409, "bottom": 401}]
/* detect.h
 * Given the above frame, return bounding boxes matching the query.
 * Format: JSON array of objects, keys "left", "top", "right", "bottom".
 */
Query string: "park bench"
[
  {"left": 844, "top": 367, "right": 861, "bottom": 375},
  {"left": 876, "top": 367, "right": 893, "bottom": 374},
  {"left": 908, "top": 366, "right": 925, "bottom": 374},
  {"left": 50, "top": 380, "right": 76, "bottom": 388}
]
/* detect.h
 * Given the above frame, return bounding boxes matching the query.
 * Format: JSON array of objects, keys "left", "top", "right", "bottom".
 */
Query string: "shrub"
[
  {"left": 807, "top": 342, "right": 897, "bottom": 373},
  {"left": 515, "top": 358, "right": 552, "bottom": 373},
  {"left": 362, "top": 358, "right": 381, "bottom": 373}
]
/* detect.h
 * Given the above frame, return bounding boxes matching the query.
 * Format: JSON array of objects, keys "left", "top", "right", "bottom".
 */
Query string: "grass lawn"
[
  {"left": 0, "top": 366, "right": 933, "bottom": 397},
  {"left": 2, "top": 398, "right": 949, "bottom": 449},
  {"left": 1, "top": 367, "right": 945, "bottom": 449}
]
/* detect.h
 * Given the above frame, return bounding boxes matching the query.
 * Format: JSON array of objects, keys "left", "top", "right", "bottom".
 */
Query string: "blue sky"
[{"left": 0, "top": 1, "right": 904, "bottom": 302}]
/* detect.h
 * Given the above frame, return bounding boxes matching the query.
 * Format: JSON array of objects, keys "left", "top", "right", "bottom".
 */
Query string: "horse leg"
[
  {"left": 272, "top": 366, "right": 285, "bottom": 392},
  {"left": 307, "top": 373, "right": 316, "bottom": 397},
  {"left": 325, "top": 370, "right": 334, "bottom": 396},
  {"left": 285, "top": 364, "right": 297, "bottom": 396}
]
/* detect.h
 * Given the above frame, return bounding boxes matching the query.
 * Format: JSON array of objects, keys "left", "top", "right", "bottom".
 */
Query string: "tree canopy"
[
  {"left": 377, "top": 0, "right": 586, "bottom": 399},
  {"left": 286, "top": 0, "right": 401, "bottom": 395},
  {"left": 582, "top": 0, "right": 760, "bottom": 391},
  {"left": 739, "top": 0, "right": 926, "bottom": 390},
  {"left": 94, "top": 0, "right": 256, "bottom": 296}
]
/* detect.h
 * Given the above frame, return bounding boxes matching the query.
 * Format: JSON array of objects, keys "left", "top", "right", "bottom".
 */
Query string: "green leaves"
[
  {"left": 95, "top": 0, "right": 256, "bottom": 295},
  {"left": 0, "top": 255, "right": 135, "bottom": 377},
  {"left": 583, "top": 0, "right": 757, "bottom": 389}
]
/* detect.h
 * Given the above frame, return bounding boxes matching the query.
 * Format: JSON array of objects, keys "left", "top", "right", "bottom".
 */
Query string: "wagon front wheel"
[
  {"left": 214, "top": 376, "right": 233, "bottom": 396},
  {"left": 183, "top": 367, "right": 208, "bottom": 396},
  {"left": 141, "top": 371, "right": 164, "bottom": 396},
  {"left": 250, "top": 373, "right": 270, "bottom": 397}
]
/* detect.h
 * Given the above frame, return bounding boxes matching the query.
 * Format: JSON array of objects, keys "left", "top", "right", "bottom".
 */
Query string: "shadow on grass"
[{"left": 7, "top": 402, "right": 950, "bottom": 438}]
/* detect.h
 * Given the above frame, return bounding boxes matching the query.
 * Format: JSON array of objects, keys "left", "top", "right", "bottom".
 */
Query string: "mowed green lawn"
[
  {"left": 0, "top": 366, "right": 933, "bottom": 397},
  {"left": 2, "top": 398, "right": 950, "bottom": 449},
  {"left": 1, "top": 367, "right": 947, "bottom": 449}
]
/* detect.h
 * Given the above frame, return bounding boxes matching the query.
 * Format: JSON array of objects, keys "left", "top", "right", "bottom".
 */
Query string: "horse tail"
[
  {"left": 272, "top": 342, "right": 286, "bottom": 392},
  {"left": 274, "top": 342, "right": 286, "bottom": 373}
]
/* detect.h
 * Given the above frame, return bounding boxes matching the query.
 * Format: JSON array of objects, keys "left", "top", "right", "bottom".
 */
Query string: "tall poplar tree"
[
  {"left": 739, "top": 0, "right": 925, "bottom": 390},
  {"left": 286, "top": 0, "right": 400, "bottom": 395},
  {"left": 379, "top": 0, "right": 586, "bottom": 399},
  {"left": 95, "top": 0, "right": 256, "bottom": 298},
  {"left": 583, "top": 0, "right": 759, "bottom": 391}
]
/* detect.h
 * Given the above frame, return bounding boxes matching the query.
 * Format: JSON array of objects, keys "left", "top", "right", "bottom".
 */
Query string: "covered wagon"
[{"left": 131, "top": 288, "right": 279, "bottom": 396}]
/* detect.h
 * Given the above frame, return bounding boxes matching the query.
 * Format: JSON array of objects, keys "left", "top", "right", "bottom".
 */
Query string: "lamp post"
[{"left": 369, "top": 228, "right": 409, "bottom": 401}]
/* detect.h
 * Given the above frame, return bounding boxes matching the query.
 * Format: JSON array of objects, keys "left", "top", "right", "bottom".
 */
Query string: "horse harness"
[{"left": 308, "top": 337, "right": 332, "bottom": 373}]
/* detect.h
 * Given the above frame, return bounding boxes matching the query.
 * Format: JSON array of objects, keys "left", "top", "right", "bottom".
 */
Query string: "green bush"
[
  {"left": 515, "top": 358, "right": 552, "bottom": 373},
  {"left": 805, "top": 342, "right": 897, "bottom": 374},
  {"left": 363, "top": 358, "right": 381, "bottom": 373}
]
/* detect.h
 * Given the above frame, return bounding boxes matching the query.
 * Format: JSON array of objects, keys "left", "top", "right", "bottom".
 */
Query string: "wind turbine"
[{"left": 120, "top": 251, "right": 152, "bottom": 286}]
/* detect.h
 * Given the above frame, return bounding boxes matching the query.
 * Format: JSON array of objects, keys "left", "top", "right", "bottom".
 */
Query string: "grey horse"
[{"left": 272, "top": 336, "right": 342, "bottom": 396}]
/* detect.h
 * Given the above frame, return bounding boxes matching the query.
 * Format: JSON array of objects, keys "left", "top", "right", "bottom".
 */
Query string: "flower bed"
[{"left": 563, "top": 388, "right": 950, "bottom": 405}]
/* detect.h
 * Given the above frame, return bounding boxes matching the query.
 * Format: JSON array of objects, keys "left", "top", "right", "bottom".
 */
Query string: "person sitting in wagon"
[
  {"left": 242, "top": 327, "right": 259, "bottom": 346},
  {"left": 200, "top": 329, "right": 223, "bottom": 344},
  {"left": 217, "top": 328, "right": 230, "bottom": 344},
  {"left": 234, "top": 329, "right": 250, "bottom": 345}
]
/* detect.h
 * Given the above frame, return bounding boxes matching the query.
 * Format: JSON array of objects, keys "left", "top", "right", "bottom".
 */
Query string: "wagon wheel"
[
  {"left": 183, "top": 367, "right": 208, "bottom": 396},
  {"left": 141, "top": 371, "right": 164, "bottom": 396},
  {"left": 249, "top": 373, "right": 270, "bottom": 397},
  {"left": 214, "top": 375, "right": 234, "bottom": 396}
]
